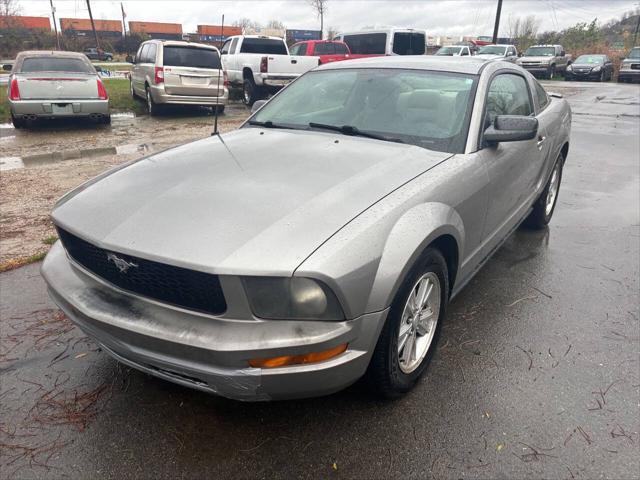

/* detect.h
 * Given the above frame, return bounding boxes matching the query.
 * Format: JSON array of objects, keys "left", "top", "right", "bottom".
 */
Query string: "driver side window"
[
  {"left": 220, "top": 40, "right": 230, "bottom": 55},
  {"left": 485, "top": 73, "right": 533, "bottom": 124}
]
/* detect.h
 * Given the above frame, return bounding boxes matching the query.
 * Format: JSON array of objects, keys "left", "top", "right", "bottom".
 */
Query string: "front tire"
[
  {"left": 547, "top": 65, "right": 556, "bottom": 80},
  {"left": 524, "top": 153, "right": 564, "bottom": 229},
  {"left": 365, "top": 248, "right": 449, "bottom": 398}
]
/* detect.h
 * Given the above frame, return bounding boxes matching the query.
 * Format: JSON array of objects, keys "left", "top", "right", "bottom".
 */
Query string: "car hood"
[
  {"left": 571, "top": 63, "right": 599, "bottom": 69},
  {"left": 476, "top": 53, "right": 502, "bottom": 59},
  {"left": 53, "top": 128, "right": 451, "bottom": 276},
  {"left": 520, "top": 56, "right": 552, "bottom": 62}
]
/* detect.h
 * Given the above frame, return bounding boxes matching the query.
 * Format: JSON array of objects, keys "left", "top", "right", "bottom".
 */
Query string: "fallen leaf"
[
  {"left": 75, "top": 352, "right": 88, "bottom": 359},
  {"left": 496, "top": 443, "right": 505, "bottom": 452},
  {"left": 332, "top": 462, "right": 338, "bottom": 470}
]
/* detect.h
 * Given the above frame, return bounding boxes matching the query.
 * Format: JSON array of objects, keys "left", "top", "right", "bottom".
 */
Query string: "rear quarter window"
[
  {"left": 20, "top": 57, "right": 93, "bottom": 73},
  {"left": 392, "top": 32, "right": 426, "bottom": 55},
  {"left": 240, "top": 38, "right": 288, "bottom": 55},
  {"left": 343, "top": 33, "right": 387, "bottom": 54},
  {"left": 162, "top": 46, "right": 221, "bottom": 69}
]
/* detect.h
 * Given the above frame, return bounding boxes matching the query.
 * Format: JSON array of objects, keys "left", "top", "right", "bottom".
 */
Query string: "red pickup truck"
[{"left": 289, "top": 40, "right": 364, "bottom": 65}]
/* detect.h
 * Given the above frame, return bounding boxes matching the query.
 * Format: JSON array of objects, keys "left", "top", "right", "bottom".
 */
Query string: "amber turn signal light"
[{"left": 249, "top": 343, "right": 348, "bottom": 368}]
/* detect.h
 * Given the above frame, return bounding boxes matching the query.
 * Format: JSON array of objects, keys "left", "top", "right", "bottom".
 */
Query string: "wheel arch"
[
  {"left": 242, "top": 67, "right": 254, "bottom": 80},
  {"left": 366, "top": 202, "right": 465, "bottom": 313},
  {"left": 560, "top": 141, "right": 569, "bottom": 163}
]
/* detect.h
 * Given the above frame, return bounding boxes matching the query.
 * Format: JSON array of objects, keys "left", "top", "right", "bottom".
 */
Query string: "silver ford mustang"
[{"left": 42, "top": 56, "right": 571, "bottom": 401}]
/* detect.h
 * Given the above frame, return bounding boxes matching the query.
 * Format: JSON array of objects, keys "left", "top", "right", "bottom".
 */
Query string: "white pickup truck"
[{"left": 220, "top": 35, "right": 319, "bottom": 105}]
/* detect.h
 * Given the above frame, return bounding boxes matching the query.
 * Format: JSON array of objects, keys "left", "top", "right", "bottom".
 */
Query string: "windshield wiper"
[
  {"left": 248, "top": 119, "right": 289, "bottom": 129},
  {"left": 308, "top": 122, "right": 404, "bottom": 144}
]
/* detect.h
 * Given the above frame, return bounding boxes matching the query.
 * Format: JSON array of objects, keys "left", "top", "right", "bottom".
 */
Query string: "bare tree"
[
  {"left": 233, "top": 18, "right": 261, "bottom": 34},
  {"left": 266, "top": 19, "right": 285, "bottom": 31},
  {"left": 0, "top": 0, "right": 20, "bottom": 17},
  {"left": 309, "top": 0, "right": 328, "bottom": 39},
  {"left": 326, "top": 26, "right": 339, "bottom": 40},
  {"left": 508, "top": 15, "right": 540, "bottom": 51}
]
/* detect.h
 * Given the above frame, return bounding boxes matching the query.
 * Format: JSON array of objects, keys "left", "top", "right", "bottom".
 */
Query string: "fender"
[{"left": 365, "top": 202, "right": 464, "bottom": 313}]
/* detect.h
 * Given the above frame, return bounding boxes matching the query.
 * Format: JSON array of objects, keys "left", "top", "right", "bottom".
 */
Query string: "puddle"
[
  {"left": 111, "top": 112, "right": 137, "bottom": 119},
  {"left": 0, "top": 157, "right": 24, "bottom": 171},
  {"left": 0, "top": 123, "right": 14, "bottom": 129}
]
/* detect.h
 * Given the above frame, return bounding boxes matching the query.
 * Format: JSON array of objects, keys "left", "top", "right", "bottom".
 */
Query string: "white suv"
[{"left": 130, "top": 40, "right": 228, "bottom": 115}]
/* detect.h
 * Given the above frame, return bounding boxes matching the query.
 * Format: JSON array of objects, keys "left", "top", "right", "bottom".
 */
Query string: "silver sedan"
[
  {"left": 7, "top": 50, "right": 110, "bottom": 127},
  {"left": 42, "top": 56, "right": 571, "bottom": 400}
]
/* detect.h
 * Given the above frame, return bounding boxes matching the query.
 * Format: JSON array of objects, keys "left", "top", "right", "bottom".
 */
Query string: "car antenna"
[{"left": 212, "top": 13, "right": 224, "bottom": 136}]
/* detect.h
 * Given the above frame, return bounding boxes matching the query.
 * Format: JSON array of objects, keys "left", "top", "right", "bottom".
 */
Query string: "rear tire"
[
  {"left": 523, "top": 153, "right": 564, "bottom": 229},
  {"left": 365, "top": 248, "right": 449, "bottom": 399},
  {"left": 146, "top": 86, "right": 162, "bottom": 116},
  {"left": 100, "top": 114, "right": 111, "bottom": 125},
  {"left": 10, "top": 113, "right": 26, "bottom": 129},
  {"left": 243, "top": 77, "right": 262, "bottom": 106}
]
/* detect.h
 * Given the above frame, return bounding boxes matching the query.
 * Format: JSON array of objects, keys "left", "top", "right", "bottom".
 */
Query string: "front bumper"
[
  {"left": 565, "top": 69, "right": 602, "bottom": 81},
  {"left": 41, "top": 242, "right": 387, "bottom": 401},
  {"left": 518, "top": 64, "right": 551, "bottom": 74},
  {"left": 10, "top": 99, "right": 109, "bottom": 117},
  {"left": 618, "top": 70, "right": 640, "bottom": 81},
  {"left": 150, "top": 85, "right": 229, "bottom": 106}
]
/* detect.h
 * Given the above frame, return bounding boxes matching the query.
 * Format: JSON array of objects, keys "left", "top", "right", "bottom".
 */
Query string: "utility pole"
[
  {"left": 220, "top": 14, "right": 224, "bottom": 50},
  {"left": 492, "top": 0, "right": 503, "bottom": 44},
  {"left": 49, "top": 0, "right": 61, "bottom": 50},
  {"left": 121, "top": 2, "right": 127, "bottom": 38},
  {"left": 85, "top": 0, "right": 100, "bottom": 49}
]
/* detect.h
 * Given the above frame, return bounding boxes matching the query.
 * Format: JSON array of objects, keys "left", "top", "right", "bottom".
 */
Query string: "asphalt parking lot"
[{"left": 1, "top": 81, "right": 639, "bottom": 479}]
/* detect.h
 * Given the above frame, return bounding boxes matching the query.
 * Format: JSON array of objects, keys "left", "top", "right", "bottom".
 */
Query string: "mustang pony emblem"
[{"left": 107, "top": 253, "right": 138, "bottom": 273}]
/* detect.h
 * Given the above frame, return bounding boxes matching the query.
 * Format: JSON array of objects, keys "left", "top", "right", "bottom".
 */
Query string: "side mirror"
[
  {"left": 2, "top": 63, "right": 12, "bottom": 72},
  {"left": 484, "top": 115, "right": 538, "bottom": 144},
  {"left": 251, "top": 99, "right": 268, "bottom": 113}
]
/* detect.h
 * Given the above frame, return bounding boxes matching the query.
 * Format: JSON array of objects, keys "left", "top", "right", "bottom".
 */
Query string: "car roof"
[
  {"left": 145, "top": 39, "right": 219, "bottom": 50},
  {"left": 317, "top": 55, "right": 490, "bottom": 74},
  {"left": 16, "top": 50, "right": 88, "bottom": 59}
]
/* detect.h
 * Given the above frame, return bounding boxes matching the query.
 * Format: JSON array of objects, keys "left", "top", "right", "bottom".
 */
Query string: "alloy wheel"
[
  {"left": 397, "top": 272, "right": 441, "bottom": 374},
  {"left": 545, "top": 162, "right": 561, "bottom": 216}
]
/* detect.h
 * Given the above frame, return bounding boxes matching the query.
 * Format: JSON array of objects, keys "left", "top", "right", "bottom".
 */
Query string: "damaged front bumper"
[{"left": 41, "top": 242, "right": 387, "bottom": 401}]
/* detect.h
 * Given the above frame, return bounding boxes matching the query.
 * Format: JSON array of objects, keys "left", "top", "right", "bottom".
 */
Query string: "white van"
[{"left": 333, "top": 28, "right": 426, "bottom": 56}]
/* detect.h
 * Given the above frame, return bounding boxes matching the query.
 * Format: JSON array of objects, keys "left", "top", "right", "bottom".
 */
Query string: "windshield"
[
  {"left": 628, "top": 48, "right": 640, "bottom": 59},
  {"left": 163, "top": 46, "right": 221, "bottom": 69},
  {"left": 525, "top": 47, "right": 555, "bottom": 56},
  {"left": 247, "top": 68, "right": 476, "bottom": 154},
  {"left": 240, "top": 38, "right": 288, "bottom": 55},
  {"left": 575, "top": 55, "right": 604, "bottom": 64},
  {"left": 436, "top": 47, "right": 462, "bottom": 56},
  {"left": 478, "top": 45, "right": 506, "bottom": 55},
  {"left": 20, "top": 57, "right": 93, "bottom": 73}
]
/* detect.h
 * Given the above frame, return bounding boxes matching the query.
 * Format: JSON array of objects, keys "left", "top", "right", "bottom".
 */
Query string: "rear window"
[
  {"left": 335, "top": 43, "right": 349, "bottom": 54},
  {"left": 20, "top": 57, "right": 92, "bottom": 73},
  {"left": 314, "top": 43, "right": 335, "bottom": 55},
  {"left": 343, "top": 33, "right": 387, "bottom": 55},
  {"left": 392, "top": 32, "right": 425, "bottom": 55},
  {"left": 162, "top": 46, "right": 221, "bottom": 69},
  {"left": 240, "top": 38, "right": 288, "bottom": 55}
]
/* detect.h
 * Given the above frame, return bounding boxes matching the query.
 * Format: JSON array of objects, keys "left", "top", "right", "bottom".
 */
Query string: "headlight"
[
  {"left": 593, "top": 65, "right": 602, "bottom": 72},
  {"left": 567, "top": 64, "right": 573, "bottom": 71},
  {"left": 242, "top": 277, "right": 345, "bottom": 320}
]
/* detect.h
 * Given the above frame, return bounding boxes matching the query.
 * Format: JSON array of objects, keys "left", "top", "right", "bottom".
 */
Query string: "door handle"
[{"left": 537, "top": 135, "right": 546, "bottom": 150}]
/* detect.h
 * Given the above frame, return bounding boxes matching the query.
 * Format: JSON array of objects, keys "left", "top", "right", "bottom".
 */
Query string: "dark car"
[
  {"left": 565, "top": 54, "right": 613, "bottom": 82},
  {"left": 84, "top": 47, "right": 113, "bottom": 61}
]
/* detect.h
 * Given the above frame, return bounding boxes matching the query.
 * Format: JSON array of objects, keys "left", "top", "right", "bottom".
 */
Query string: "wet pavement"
[{"left": 1, "top": 81, "right": 639, "bottom": 479}]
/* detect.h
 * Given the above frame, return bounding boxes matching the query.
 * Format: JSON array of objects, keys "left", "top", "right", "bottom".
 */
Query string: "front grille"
[
  {"left": 631, "top": 64, "right": 640, "bottom": 70},
  {"left": 57, "top": 227, "right": 227, "bottom": 315}
]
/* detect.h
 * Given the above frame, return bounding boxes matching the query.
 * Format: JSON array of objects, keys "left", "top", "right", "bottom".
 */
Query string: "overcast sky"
[{"left": 17, "top": 0, "right": 638, "bottom": 36}]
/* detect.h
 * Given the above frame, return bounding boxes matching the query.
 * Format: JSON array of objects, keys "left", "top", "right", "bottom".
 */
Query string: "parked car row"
[{"left": 6, "top": 38, "right": 639, "bottom": 128}]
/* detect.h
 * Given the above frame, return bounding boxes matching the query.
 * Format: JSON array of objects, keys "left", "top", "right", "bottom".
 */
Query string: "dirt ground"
[{"left": 0, "top": 105, "right": 248, "bottom": 267}]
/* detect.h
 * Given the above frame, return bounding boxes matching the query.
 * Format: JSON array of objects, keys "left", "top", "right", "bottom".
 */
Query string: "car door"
[
  {"left": 132, "top": 44, "right": 147, "bottom": 94},
  {"left": 478, "top": 71, "right": 543, "bottom": 247}
]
